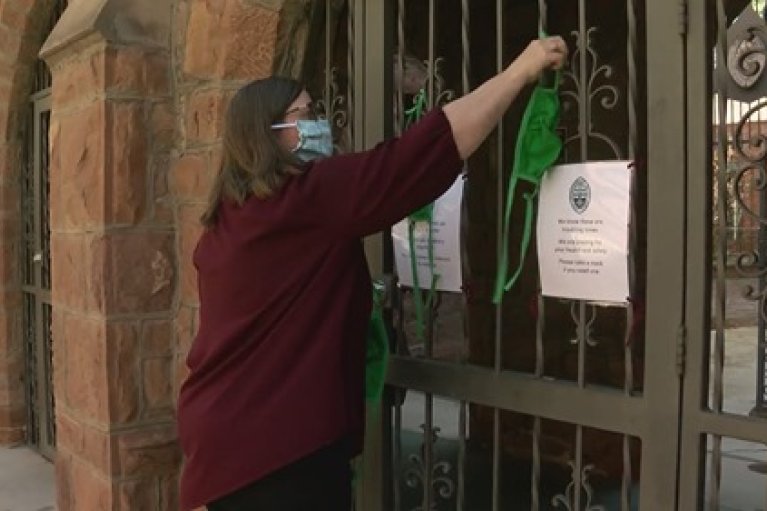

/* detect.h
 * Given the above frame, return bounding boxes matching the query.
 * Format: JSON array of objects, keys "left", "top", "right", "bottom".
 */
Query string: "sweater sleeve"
[{"left": 296, "top": 108, "right": 463, "bottom": 239}]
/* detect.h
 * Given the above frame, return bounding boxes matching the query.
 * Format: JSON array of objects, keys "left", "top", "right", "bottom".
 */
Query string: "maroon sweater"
[{"left": 177, "top": 109, "right": 462, "bottom": 510}]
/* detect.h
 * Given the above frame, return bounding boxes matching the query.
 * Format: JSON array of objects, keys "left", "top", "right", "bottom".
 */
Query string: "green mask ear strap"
[
  {"left": 408, "top": 216, "right": 439, "bottom": 344},
  {"left": 493, "top": 174, "right": 519, "bottom": 303},
  {"left": 405, "top": 88, "right": 439, "bottom": 342},
  {"left": 504, "top": 187, "right": 539, "bottom": 291}
]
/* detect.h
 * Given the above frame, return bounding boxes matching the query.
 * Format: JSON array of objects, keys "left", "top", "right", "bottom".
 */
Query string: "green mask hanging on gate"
[
  {"left": 404, "top": 89, "right": 439, "bottom": 343},
  {"left": 365, "top": 280, "right": 389, "bottom": 405},
  {"left": 492, "top": 72, "right": 562, "bottom": 304}
]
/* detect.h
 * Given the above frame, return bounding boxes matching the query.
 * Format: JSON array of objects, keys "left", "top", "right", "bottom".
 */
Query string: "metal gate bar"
[
  {"left": 492, "top": 1, "right": 504, "bottom": 507},
  {"left": 457, "top": 1, "right": 470, "bottom": 509},
  {"left": 708, "top": 2, "right": 730, "bottom": 508}
]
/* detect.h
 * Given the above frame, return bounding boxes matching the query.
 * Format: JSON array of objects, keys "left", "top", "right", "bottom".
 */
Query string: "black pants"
[{"left": 207, "top": 441, "right": 353, "bottom": 511}]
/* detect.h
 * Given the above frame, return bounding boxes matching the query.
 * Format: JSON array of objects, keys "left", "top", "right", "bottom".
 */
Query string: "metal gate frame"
[
  {"left": 348, "top": 1, "right": 691, "bottom": 510},
  {"left": 22, "top": 89, "right": 55, "bottom": 460}
]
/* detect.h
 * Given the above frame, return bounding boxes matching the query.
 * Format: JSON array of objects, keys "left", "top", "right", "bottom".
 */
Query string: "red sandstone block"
[
  {"left": 142, "top": 357, "right": 173, "bottom": 418},
  {"left": 183, "top": 0, "right": 277, "bottom": 81},
  {"left": 63, "top": 316, "right": 109, "bottom": 423},
  {"left": 0, "top": 2, "right": 27, "bottom": 30},
  {"left": 56, "top": 412, "right": 111, "bottom": 474},
  {"left": 219, "top": 1, "right": 278, "bottom": 81},
  {"left": 55, "top": 450, "right": 73, "bottom": 511},
  {"left": 160, "top": 474, "right": 180, "bottom": 511},
  {"left": 170, "top": 152, "right": 211, "bottom": 201},
  {"left": 174, "top": 305, "right": 196, "bottom": 355},
  {"left": 70, "top": 457, "right": 112, "bottom": 511},
  {"left": 106, "top": 101, "right": 148, "bottom": 226},
  {"left": 173, "top": 354, "right": 190, "bottom": 409},
  {"left": 106, "top": 47, "right": 170, "bottom": 97},
  {"left": 0, "top": 354, "right": 23, "bottom": 400},
  {"left": 57, "top": 103, "right": 106, "bottom": 229},
  {"left": 184, "top": 89, "right": 228, "bottom": 146},
  {"left": 151, "top": 101, "right": 176, "bottom": 151},
  {"left": 0, "top": 425, "right": 24, "bottom": 444},
  {"left": 142, "top": 320, "right": 173, "bottom": 358},
  {"left": 115, "top": 424, "right": 181, "bottom": 477},
  {"left": 183, "top": 0, "right": 226, "bottom": 79},
  {"left": 0, "top": 25, "right": 26, "bottom": 67},
  {"left": 106, "top": 321, "right": 140, "bottom": 424},
  {"left": 0, "top": 310, "right": 21, "bottom": 354},
  {"left": 87, "top": 231, "right": 175, "bottom": 315},
  {"left": 118, "top": 477, "right": 158, "bottom": 511},
  {"left": 51, "top": 233, "right": 90, "bottom": 313},
  {"left": 52, "top": 309, "right": 66, "bottom": 403},
  {"left": 177, "top": 204, "right": 203, "bottom": 306},
  {"left": 52, "top": 51, "right": 106, "bottom": 109}
]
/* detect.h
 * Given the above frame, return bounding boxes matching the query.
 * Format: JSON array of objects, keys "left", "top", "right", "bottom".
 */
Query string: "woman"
[{"left": 177, "top": 36, "right": 567, "bottom": 511}]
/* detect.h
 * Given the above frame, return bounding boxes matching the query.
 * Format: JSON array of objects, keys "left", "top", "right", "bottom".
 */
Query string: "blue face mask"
[{"left": 272, "top": 119, "right": 333, "bottom": 162}]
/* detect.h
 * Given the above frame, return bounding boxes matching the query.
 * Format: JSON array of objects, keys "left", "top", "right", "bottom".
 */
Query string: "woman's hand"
[
  {"left": 443, "top": 34, "right": 568, "bottom": 160},
  {"left": 512, "top": 36, "right": 569, "bottom": 85}
]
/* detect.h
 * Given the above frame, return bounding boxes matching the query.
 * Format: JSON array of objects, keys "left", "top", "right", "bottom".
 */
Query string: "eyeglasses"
[
  {"left": 272, "top": 103, "right": 322, "bottom": 130},
  {"left": 283, "top": 102, "right": 320, "bottom": 120}
]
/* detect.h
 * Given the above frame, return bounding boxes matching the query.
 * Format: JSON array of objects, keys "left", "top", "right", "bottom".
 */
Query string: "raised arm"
[
  {"left": 299, "top": 36, "right": 568, "bottom": 239},
  {"left": 443, "top": 36, "right": 568, "bottom": 159}
]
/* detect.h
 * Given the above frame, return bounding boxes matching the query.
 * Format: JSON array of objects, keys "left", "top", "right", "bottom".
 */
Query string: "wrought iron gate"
[
  {"left": 22, "top": 0, "right": 67, "bottom": 460},
  {"left": 308, "top": 0, "right": 767, "bottom": 509}
]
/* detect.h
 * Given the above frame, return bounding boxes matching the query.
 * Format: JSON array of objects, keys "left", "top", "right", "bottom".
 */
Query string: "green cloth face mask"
[{"left": 493, "top": 72, "right": 562, "bottom": 303}]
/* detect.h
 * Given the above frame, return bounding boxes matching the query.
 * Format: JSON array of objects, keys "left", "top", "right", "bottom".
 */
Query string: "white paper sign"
[
  {"left": 537, "top": 161, "right": 631, "bottom": 304},
  {"left": 392, "top": 176, "right": 463, "bottom": 293}
]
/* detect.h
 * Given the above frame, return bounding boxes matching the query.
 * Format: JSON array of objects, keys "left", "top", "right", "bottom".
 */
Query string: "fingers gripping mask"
[{"left": 492, "top": 73, "right": 562, "bottom": 303}]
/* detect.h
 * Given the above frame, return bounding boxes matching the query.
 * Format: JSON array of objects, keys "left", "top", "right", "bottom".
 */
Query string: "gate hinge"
[
  {"left": 676, "top": 325, "right": 687, "bottom": 377},
  {"left": 678, "top": 0, "right": 689, "bottom": 36}
]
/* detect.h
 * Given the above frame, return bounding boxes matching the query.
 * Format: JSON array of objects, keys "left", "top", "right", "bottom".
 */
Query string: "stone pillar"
[{"left": 41, "top": 1, "right": 178, "bottom": 509}]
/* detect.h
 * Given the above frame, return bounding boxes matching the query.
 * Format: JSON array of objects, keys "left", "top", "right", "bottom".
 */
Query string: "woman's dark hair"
[{"left": 201, "top": 77, "right": 304, "bottom": 226}]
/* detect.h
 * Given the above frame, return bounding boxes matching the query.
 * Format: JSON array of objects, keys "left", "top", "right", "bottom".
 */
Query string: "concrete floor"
[{"left": 0, "top": 445, "right": 54, "bottom": 511}]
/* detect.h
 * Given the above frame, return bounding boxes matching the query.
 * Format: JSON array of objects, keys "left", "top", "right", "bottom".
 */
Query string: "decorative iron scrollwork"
[
  {"left": 316, "top": 67, "right": 349, "bottom": 131},
  {"left": 569, "top": 302, "right": 601, "bottom": 347},
  {"left": 728, "top": 27, "right": 767, "bottom": 90},
  {"left": 723, "top": 6, "right": 767, "bottom": 102},
  {"left": 561, "top": 27, "right": 623, "bottom": 160},
  {"left": 403, "top": 425, "right": 456, "bottom": 510},
  {"left": 728, "top": 100, "right": 767, "bottom": 321},
  {"left": 552, "top": 462, "right": 606, "bottom": 511},
  {"left": 431, "top": 57, "right": 456, "bottom": 107}
]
